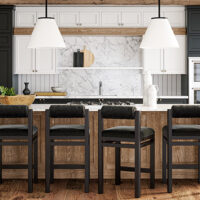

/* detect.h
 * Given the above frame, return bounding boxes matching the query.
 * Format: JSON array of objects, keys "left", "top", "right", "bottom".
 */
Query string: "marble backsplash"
[
  {"left": 57, "top": 36, "right": 142, "bottom": 68},
  {"left": 60, "top": 69, "right": 142, "bottom": 96}
]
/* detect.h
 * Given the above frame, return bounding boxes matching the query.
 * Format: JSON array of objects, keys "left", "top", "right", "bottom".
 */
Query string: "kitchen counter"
[
  {"left": 30, "top": 104, "right": 184, "bottom": 112},
  {"left": 35, "top": 95, "right": 188, "bottom": 99}
]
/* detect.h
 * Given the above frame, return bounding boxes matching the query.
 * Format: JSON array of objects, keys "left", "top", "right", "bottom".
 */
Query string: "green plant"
[{"left": 0, "top": 86, "right": 16, "bottom": 96}]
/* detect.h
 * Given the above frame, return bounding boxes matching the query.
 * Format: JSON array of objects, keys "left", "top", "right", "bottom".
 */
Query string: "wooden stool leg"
[
  {"left": 50, "top": 142, "right": 54, "bottom": 184},
  {"left": 34, "top": 138, "right": 38, "bottom": 183},
  {"left": 28, "top": 140, "right": 33, "bottom": 193},
  {"left": 150, "top": 136, "right": 155, "bottom": 189},
  {"left": 162, "top": 137, "right": 167, "bottom": 184},
  {"left": 167, "top": 141, "right": 172, "bottom": 193},
  {"left": 115, "top": 145, "right": 121, "bottom": 185}
]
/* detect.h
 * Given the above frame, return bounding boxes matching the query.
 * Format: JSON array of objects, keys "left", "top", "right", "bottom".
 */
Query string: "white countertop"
[
  {"left": 30, "top": 104, "right": 178, "bottom": 112},
  {"left": 35, "top": 96, "right": 189, "bottom": 99}
]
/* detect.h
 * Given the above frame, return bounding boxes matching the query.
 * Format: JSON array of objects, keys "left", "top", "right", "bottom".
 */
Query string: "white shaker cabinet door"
[
  {"left": 142, "top": 48, "right": 162, "bottom": 74},
  {"left": 14, "top": 36, "right": 35, "bottom": 74},
  {"left": 35, "top": 49, "right": 56, "bottom": 74},
  {"left": 79, "top": 11, "right": 100, "bottom": 27},
  {"left": 164, "top": 35, "right": 186, "bottom": 74},
  {"left": 15, "top": 11, "right": 37, "bottom": 27},
  {"left": 59, "top": 12, "right": 79, "bottom": 27},
  {"left": 101, "top": 11, "right": 121, "bottom": 27},
  {"left": 121, "top": 9, "right": 141, "bottom": 27}
]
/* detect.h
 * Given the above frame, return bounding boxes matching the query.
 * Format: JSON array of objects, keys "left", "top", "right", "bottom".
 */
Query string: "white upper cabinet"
[
  {"left": 35, "top": 49, "right": 56, "bottom": 74},
  {"left": 142, "top": 35, "right": 186, "bottom": 74},
  {"left": 15, "top": 6, "right": 185, "bottom": 28},
  {"left": 162, "top": 7, "right": 185, "bottom": 27},
  {"left": 14, "top": 36, "right": 35, "bottom": 74},
  {"left": 14, "top": 35, "right": 56, "bottom": 74},
  {"left": 15, "top": 9, "right": 36, "bottom": 27},
  {"left": 59, "top": 11, "right": 79, "bottom": 27},
  {"left": 79, "top": 11, "right": 99, "bottom": 27},
  {"left": 163, "top": 36, "right": 186, "bottom": 74},
  {"left": 121, "top": 8, "right": 141, "bottom": 27},
  {"left": 101, "top": 11, "right": 121, "bottom": 27}
]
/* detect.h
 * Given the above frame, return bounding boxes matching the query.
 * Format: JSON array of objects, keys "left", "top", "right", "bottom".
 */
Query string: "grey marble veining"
[
  {"left": 60, "top": 69, "right": 142, "bottom": 96},
  {"left": 56, "top": 36, "right": 142, "bottom": 68}
]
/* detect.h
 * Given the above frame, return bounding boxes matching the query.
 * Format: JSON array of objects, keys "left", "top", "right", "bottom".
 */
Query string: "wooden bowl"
[{"left": 0, "top": 95, "right": 36, "bottom": 106}]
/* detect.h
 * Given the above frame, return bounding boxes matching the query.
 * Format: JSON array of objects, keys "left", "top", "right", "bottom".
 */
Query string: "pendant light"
[
  {"left": 28, "top": 0, "right": 66, "bottom": 49},
  {"left": 140, "top": 0, "right": 179, "bottom": 49}
]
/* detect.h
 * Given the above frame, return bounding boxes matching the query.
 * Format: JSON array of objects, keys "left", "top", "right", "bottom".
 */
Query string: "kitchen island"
[{"left": 0, "top": 104, "right": 198, "bottom": 180}]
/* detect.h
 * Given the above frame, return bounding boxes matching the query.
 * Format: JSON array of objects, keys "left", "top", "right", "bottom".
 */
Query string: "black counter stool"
[
  {"left": 0, "top": 105, "right": 38, "bottom": 193},
  {"left": 98, "top": 105, "right": 155, "bottom": 198},
  {"left": 162, "top": 105, "right": 200, "bottom": 193},
  {"left": 45, "top": 105, "right": 90, "bottom": 193}
]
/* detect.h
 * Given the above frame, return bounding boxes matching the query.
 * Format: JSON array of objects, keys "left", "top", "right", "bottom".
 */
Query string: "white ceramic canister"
[
  {"left": 147, "top": 85, "right": 158, "bottom": 107},
  {"left": 143, "top": 70, "right": 152, "bottom": 106}
]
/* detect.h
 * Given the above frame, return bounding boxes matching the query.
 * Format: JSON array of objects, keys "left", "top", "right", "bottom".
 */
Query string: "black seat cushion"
[
  {"left": 163, "top": 125, "right": 200, "bottom": 138},
  {"left": 50, "top": 124, "right": 85, "bottom": 137},
  {"left": 102, "top": 126, "right": 154, "bottom": 140},
  {"left": 0, "top": 125, "right": 38, "bottom": 137}
]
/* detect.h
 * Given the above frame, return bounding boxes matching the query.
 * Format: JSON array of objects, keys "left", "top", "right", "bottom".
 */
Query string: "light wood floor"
[{"left": 1, "top": 179, "right": 200, "bottom": 200}]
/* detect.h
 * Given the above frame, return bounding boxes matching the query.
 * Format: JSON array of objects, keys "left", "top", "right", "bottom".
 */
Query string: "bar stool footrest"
[
  {"left": 53, "top": 164, "right": 85, "bottom": 169},
  {"left": 120, "top": 166, "right": 151, "bottom": 173}
]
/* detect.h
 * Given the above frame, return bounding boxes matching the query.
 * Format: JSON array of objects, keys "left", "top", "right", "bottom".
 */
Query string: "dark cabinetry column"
[{"left": 0, "top": 6, "right": 14, "bottom": 88}]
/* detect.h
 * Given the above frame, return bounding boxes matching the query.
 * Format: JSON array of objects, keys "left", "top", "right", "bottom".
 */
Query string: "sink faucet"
[{"left": 99, "top": 81, "right": 102, "bottom": 96}]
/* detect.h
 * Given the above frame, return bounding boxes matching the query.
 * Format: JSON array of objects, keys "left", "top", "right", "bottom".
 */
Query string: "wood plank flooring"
[{"left": 1, "top": 179, "right": 200, "bottom": 200}]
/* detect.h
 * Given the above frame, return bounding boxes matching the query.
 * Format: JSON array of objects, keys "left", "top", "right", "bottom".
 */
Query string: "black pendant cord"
[
  {"left": 45, "top": 0, "right": 48, "bottom": 18},
  {"left": 158, "top": 0, "right": 161, "bottom": 18}
]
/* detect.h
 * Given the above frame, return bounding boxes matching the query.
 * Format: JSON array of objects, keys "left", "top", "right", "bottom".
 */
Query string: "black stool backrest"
[
  {"left": 101, "top": 105, "right": 136, "bottom": 119},
  {"left": 0, "top": 105, "right": 29, "bottom": 118},
  {"left": 49, "top": 105, "right": 85, "bottom": 118},
  {"left": 171, "top": 105, "right": 200, "bottom": 118}
]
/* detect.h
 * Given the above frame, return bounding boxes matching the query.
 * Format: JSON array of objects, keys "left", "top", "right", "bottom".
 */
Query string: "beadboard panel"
[{"left": 18, "top": 74, "right": 181, "bottom": 96}]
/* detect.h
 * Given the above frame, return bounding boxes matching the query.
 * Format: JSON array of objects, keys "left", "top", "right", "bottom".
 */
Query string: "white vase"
[
  {"left": 143, "top": 70, "right": 152, "bottom": 106},
  {"left": 147, "top": 85, "right": 158, "bottom": 107}
]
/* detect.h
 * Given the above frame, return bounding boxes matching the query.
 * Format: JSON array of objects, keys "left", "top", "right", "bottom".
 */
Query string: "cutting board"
[
  {"left": 81, "top": 46, "right": 95, "bottom": 67},
  {"left": 35, "top": 92, "right": 67, "bottom": 96}
]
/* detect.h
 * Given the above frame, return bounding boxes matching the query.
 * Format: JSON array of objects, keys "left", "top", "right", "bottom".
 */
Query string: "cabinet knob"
[
  {"left": 32, "top": 70, "right": 35, "bottom": 72},
  {"left": 79, "top": 23, "right": 82, "bottom": 26},
  {"left": 161, "top": 69, "right": 167, "bottom": 72},
  {"left": 118, "top": 23, "right": 121, "bottom": 26},
  {"left": 121, "top": 23, "right": 124, "bottom": 26},
  {"left": 35, "top": 70, "right": 38, "bottom": 72}
]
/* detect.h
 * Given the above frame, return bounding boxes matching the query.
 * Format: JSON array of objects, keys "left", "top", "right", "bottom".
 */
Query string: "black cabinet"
[
  {"left": 187, "top": 6, "right": 200, "bottom": 56},
  {"left": 0, "top": 6, "right": 14, "bottom": 88}
]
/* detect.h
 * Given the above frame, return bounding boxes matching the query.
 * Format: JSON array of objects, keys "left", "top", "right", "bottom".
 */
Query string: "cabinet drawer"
[{"left": 15, "top": 11, "right": 36, "bottom": 27}]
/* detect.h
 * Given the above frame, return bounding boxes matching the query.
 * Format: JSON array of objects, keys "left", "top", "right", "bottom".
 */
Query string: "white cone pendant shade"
[
  {"left": 28, "top": 18, "right": 66, "bottom": 49},
  {"left": 140, "top": 18, "right": 179, "bottom": 49}
]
